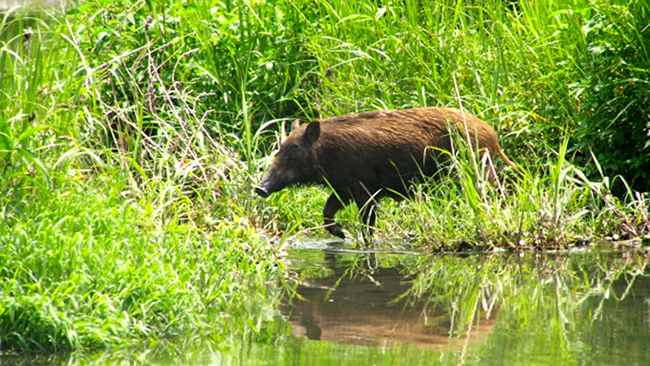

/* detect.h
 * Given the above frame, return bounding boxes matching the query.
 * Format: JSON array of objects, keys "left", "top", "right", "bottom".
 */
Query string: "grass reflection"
[{"left": 283, "top": 246, "right": 650, "bottom": 364}]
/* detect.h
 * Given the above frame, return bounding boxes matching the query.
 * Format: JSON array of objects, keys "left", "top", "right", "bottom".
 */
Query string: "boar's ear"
[
  {"left": 303, "top": 121, "right": 320, "bottom": 145},
  {"left": 292, "top": 119, "right": 301, "bottom": 131}
]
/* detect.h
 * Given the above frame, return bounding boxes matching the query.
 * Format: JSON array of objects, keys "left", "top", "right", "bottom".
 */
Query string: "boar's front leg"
[{"left": 323, "top": 193, "right": 350, "bottom": 239}]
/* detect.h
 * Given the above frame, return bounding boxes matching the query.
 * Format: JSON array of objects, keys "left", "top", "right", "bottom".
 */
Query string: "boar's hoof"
[
  {"left": 325, "top": 222, "right": 346, "bottom": 239},
  {"left": 254, "top": 186, "right": 270, "bottom": 198}
]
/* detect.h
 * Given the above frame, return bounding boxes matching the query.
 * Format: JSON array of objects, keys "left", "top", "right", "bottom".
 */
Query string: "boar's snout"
[
  {"left": 254, "top": 185, "right": 270, "bottom": 198},
  {"left": 255, "top": 173, "right": 276, "bottom": 197}
]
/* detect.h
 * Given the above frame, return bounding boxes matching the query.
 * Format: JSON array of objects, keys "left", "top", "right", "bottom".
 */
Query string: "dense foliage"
[{"left": 571, "top": 0, "right": 650, "bottom": 193}]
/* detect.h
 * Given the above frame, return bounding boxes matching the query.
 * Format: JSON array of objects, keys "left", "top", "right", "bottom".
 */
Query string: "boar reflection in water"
[
  {"left": 280, "top": 254, "right": 497, "bottom": 348},
  {"left": 255, "top": 107, "right": 518, "bottom": 240}
]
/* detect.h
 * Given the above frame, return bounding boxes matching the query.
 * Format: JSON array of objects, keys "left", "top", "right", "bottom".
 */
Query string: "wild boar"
[{"left": 255, "top": 107, "right": 518, "bottom": 240}]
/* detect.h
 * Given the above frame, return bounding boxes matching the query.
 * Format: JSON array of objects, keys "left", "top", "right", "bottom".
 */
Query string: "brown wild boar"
[{"left": 255, "top": 107, "right": 518, "bottom": 240}]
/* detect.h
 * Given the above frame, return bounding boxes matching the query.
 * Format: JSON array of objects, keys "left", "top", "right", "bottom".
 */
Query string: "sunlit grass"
[
  {"left": 375, "top": 138, "right": 649, "bottom": 249},
  {"left": 0, "top": 176, "right": 285, "bottom": 352}
]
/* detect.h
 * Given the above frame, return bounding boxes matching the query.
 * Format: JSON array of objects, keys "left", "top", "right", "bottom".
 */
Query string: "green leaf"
[
  {"left": 0, "top": 130, "right": 13, "bottom": 155},
  {"left": 17, "top": 148, "right": 51, "bottom": 189},
  {"left": 16, "top": 125, "right": 50, "bottom": 146},
  {"left": 643, "top": 139, "right": 650, "bottom": 150}
]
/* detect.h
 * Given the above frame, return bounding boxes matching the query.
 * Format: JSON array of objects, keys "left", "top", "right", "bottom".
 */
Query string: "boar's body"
[{"left": 256, "top": 107, "right": 517, "bottom": 240}]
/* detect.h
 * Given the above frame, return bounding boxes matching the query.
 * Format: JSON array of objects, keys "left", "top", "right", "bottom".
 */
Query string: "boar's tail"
[{"left": 497, "top": 146, "right": 524, "bottom": 177}]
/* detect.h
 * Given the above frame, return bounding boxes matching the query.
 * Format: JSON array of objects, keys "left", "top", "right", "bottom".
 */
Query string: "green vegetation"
[
  {"left": 1, "top": 0, "right": 649, "bottom": 355},
  {"left": 0, "top": 183, "right": 283, "bottom": 352}
]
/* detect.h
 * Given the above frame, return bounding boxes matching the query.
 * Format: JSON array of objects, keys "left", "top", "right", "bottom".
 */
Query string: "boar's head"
[{"left": 255, "top": 120, "right": 321, "bottom": 198}]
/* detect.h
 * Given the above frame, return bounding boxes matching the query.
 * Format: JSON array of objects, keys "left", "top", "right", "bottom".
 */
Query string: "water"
[
  {"left": 4, "top": 240, "right": 650, "bottom": 365},
  {"left": 280, "top": 246, "right": 491, "bottom": 349},
  {"left": 277, "top": 242, "right": 650, "bottom": 365}
]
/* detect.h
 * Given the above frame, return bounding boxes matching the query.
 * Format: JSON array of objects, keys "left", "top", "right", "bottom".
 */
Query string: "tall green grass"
[
  {"left": 255, "top": 0, "right": 649, "bottom": 245},
  {"left": 378, "top": 134, "right": 649, "bottom": 249},
  {"left": 0, "top": 177, "right": 285, "bottom": 352},
  {"left": 1, "top": 2, "right": 289, "bottom": 352}
]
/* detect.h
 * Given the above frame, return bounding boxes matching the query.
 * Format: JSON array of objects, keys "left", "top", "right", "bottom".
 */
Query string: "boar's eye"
[
  {"left": 284, "top": 144, "right": 300, "bottom": 154},
  {"left": 282, "top": 144, "right": 306, "bottom": 161}
]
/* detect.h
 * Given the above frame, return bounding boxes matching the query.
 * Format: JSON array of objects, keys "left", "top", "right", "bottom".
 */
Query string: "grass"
[
  {"left": 0, "top": 0, "right": 649, "bottom": 354},
  {"left": 0, "top": 173, "right": 286, "bottom": 352}
]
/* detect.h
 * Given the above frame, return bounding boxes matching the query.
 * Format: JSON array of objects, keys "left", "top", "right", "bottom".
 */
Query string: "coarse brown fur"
[{"left": 256, "top": 107, "right": 519, "bottom": 241}]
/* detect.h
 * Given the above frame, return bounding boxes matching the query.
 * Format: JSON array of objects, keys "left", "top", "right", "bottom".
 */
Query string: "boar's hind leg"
[
  {"left": 354, "top": 194, "right": 378, "bottom": 242},
  {"left": 323, "top": 193, "right": 350, "bottom": 239}
]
